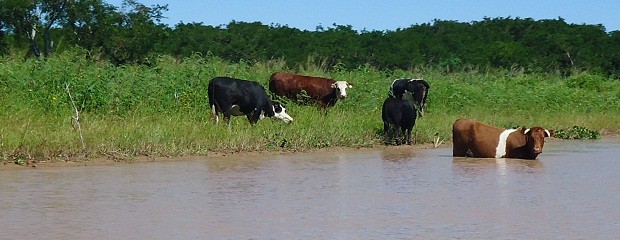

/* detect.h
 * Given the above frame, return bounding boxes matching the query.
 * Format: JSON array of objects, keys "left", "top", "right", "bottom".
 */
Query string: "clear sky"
[{"left": 106, "top": 0, "right": 619, "bottom": 32}]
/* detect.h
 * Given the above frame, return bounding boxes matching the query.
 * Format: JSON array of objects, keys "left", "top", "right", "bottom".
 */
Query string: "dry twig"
[{"left": 65, "top": 83, "right": 85, "bottom": 150}]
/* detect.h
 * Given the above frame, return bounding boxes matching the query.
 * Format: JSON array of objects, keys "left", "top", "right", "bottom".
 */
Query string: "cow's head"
[
  {"left": 331, "top": 81, "right": 353, "bottom": 99},
  {"left": 406, "top": 79, "right": 430, "bottom": 117},
  {"left": 271, "top": 102, "right": 293, "bottom": 123},
  {"left": 523, "top": 127, "right": 552, "bottom": 156}
]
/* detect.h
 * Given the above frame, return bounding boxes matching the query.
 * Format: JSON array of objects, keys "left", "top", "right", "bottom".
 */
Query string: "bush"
[{"left": 553, "top": 126, "right": 602, "bottom": 139}]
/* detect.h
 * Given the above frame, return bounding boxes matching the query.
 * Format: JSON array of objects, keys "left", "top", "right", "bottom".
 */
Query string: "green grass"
[{"left": 1, "top": 51, "right": 619, "bottom": 163}]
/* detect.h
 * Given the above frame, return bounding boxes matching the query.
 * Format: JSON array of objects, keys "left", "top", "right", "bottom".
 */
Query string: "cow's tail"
[{"left": 207, "top": 80, "right": 220, "bottom": 124}]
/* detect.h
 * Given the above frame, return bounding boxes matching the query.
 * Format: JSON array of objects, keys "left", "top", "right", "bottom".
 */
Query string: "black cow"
[
  {"left": 388, "top": 78, "right": 430, "bottom": 116},
  {"left": 382, "top": 97, "right": 417, "bottom": 145},
  {"left": 208, "top": 77, "right": 293, "bottom": 125}
]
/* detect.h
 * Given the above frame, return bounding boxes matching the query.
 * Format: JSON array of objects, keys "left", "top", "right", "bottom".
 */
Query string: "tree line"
[{"left": 2, "top": 0, "right": 620, "bottom": 77}]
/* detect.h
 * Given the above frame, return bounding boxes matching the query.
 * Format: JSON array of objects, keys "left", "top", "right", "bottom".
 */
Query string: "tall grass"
[{"left": 1, "top": 50, "right": 619, "bottom": 162}]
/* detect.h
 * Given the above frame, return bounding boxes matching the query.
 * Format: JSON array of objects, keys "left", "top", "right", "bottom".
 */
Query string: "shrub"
[{"left": 553, "top": 126, "right": 602, "bottom": 139}]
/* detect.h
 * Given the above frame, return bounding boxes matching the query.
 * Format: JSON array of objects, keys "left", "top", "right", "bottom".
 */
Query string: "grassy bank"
[{"left": 1, "top": 51, "right": 619, "bottom": 163}]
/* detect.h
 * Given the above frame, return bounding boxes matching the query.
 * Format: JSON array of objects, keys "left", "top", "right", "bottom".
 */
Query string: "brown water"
[{"left": 1, "top": 139, "right": 619, "bottom": 239}]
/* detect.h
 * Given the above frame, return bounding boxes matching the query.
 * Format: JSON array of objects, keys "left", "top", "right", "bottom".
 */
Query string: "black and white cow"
[
  {"left": 382, "top": 96, "right": 417, "bottom": 145},
  {"left": 388, "top": 78, "right": 430, "bottom": 116},
  {"left": 208, "top": 77, "right": 293, "bottom": 125}
]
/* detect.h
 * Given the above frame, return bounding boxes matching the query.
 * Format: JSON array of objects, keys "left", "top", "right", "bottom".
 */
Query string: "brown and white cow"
[
  {"left": 452, "top": 118, "right": 551, "bottom": 159},
  {"left": 269, "top": 72, "right": 352, "bottom": 108}
]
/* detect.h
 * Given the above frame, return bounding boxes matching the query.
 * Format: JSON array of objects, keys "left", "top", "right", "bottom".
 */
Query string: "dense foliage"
[
  {"left": 1, "top": 52, "right": 619, "bottom": 162},
  {"left": 1, "top": 0, "right": 620, "bottom": 77}
]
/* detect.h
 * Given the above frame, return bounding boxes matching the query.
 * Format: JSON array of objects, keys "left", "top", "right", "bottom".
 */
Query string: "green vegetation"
[
  {"left": 2, "top": 1, "right": 620, "bottom": 76},
  {"left": 554, "top": 126, "right": 602, "bottom": 139},
  {"left": 1, "top": 52, "right": 619, "bottom": 163}
]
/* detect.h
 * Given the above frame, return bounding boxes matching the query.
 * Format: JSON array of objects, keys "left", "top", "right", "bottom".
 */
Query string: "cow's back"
[
  {"left": 209, "top": 77, "right": 272, "bottom": 117},
  {"left": 208, "top": 77, "right": 243, "bottom": 109},
  {"left": 269, "top": 72, "right": 295, "bottom": 98},
  {"left": 382, "top": 98, "right": 414, "bottom": 123},
  {"left": 269, "top": 72, "right": 335, "bottom": 100},
  {"left": 452, "top": 119, "right": 503, "bottom": 157},
  {"left": 209, "top": 77, "right": 253, "bottom": 102}
]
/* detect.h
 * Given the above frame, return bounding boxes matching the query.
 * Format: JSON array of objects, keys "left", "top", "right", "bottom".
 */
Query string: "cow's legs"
[
  {"left": 219, "top": 103, "right": 232, "bottom": 125},
  {"left": 394, "top": 125, "right": 402, "bottom": 145},
  {"left": 224, "top": 113, "right": 231, "bottom": 125},
  {"left": 385, "top": 123, "right": 396, "bottom": 145},
  {"left": 211, "top": 104, "right": 219, "bottom": 125},
  {"left": 452, "top": 137, "right": 468, "bottom": 157},
  {"left": 246, "top": 112, "right": 259, "bottom": 125},
  {"left": 404, "top": 128, "right": 412, "bottom": 145},
  {"left": 383, "top": 122, "right": 390, "bottom": 144}
]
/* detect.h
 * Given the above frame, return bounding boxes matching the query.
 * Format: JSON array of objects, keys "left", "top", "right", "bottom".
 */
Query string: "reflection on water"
[
  {"left": 379, "top": 147, "right": 418, "bottom": 162},
  {"left": 1, "top": 139, "right": 619, "bottom": 239},
  {"left": 452, "top": 157, "right": 544, "bottom": 177}
]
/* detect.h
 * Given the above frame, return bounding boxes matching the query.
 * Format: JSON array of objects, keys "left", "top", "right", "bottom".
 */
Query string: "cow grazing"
[
  {"left": 269, "top": 72, "right": 353, "bottom": 108},
  {"left": 452, "top": 119, "right": 552, "bottom": 159},
  {"left": 208, "top": 77, "right": 293, "bottom": 125},
  {"left": 382, "top": 97, "right": 417, "bottom": 145},
  {"left": 388, "top": 78, "right": 430, "bottom": 116}
]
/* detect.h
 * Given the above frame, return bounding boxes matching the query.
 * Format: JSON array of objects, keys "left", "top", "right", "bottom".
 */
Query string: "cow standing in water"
[
  {"left": 208, "top": 77, "right": 293, "bottom": 125},
  {"left": 269, "top": 72, "right": 353, "bottom": 108},
  {"left": 452, "top": 118, "right": 552, "bottom": 159},
  {"left": 389, "top": 78, "right": 430, "bottom": 116}
]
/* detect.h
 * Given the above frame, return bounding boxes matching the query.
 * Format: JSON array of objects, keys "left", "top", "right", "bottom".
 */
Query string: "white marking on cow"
[
  {"left": 259, "top": 110, "right": 265, "bottom": 119},
  {"left": 496, "top": 129, "right": 518, "bottom": 158},
  {"left": 273, "top": 105, "right": 293, "bottom": 123},
  {"left": 526, "top": 128, "right": 551, "bottom": 138},
  {"left": 388, "top": 79, "right": 399, "bottom": 97},
  {"left": 230, "top": 105, "right": 245, "bottom": 116},
  {"left": 332, "top": 81, "right": 352, "bottom": 98},
  {"left": 211, "top": 104, "right": 219, "bottom": 124},
  {"left": 390, "top": 79, "right": 399, "bottom": 87}
]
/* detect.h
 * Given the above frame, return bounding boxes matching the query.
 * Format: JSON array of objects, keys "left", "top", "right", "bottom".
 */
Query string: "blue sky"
[{"left": 107, "top": 0, "right": 619, "bottom": 32}]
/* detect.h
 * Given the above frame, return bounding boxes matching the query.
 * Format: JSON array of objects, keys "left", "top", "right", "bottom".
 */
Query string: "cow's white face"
[
  {"left": 272, "top": 104, "right": 293, "bottom": 123},
  {"left": 331, "top": 81, "right": 353, "bottom": 99}
]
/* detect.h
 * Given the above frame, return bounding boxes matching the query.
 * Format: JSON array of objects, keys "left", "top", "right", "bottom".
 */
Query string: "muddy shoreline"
[
  {"left": 2, "top": 135, "right": 617, "bottom": 169},
  {"left": 1, "top": 142, "right": 442, "bottom": 169}
]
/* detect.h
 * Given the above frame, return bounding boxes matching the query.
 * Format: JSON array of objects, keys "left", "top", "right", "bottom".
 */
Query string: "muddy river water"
[{"left": 1, "top": 139, "right": 619, "bottom": 239}]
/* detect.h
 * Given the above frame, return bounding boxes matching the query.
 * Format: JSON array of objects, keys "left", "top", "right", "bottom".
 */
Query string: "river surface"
[{"left": 1, "top": 139, "right": 619, "bottom": 239}]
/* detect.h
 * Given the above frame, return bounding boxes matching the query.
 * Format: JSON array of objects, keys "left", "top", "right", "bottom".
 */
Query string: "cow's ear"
[
  {"left": 348, "top": 83, "right": 353, "bottom": 89},
  {"left": 331, "top": 83, "right": 337, "bottom": 88},
  {"left": 522, "top": 127, "right": 529, "bottom": 134}
]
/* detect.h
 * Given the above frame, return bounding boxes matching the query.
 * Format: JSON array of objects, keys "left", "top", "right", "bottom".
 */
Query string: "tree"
[
  {"left": 62, "top": 0, "right": 123, "bottom": 54},
  {"left": 64, "top": 0, "right": 169, "bottom": 63},
  {"left": 0, "top": 0, "right": 68, "bottom": 58}
]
